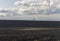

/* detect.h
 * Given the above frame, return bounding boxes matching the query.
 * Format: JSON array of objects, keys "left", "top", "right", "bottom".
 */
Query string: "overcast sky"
[{"left": 0, "top": 0, "right": 60, "bottom": 20}]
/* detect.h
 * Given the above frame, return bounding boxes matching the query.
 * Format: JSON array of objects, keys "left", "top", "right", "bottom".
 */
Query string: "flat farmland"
[{"left": 0, "top": 28, "right": 59, "bottom": 41}]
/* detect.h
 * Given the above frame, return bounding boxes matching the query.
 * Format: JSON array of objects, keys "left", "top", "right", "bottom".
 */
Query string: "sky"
[
  {"left": 0, "top": 0, "right": 18, "bottom": 8},
  {"left": 0, "top": 0, "right": 60, "bottom": 20}
]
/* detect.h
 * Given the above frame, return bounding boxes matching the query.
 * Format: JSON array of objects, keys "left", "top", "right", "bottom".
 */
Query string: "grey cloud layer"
[
  {"left": 0, "top": 8, "right": 21, "bottom": 16},
  {"left": 14, "top": 0, "right": 60, "bottom": 15},
  {"left": 15, "top": 0, "right": 50, "bottom": 15}
]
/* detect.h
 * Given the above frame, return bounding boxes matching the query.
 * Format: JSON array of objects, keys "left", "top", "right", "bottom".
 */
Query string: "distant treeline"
[{"left": 0, "top": 20, "right": 60, "bottom": 28}]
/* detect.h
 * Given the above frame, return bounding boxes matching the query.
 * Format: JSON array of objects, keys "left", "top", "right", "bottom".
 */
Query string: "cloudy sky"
[{"left": 0, "top": 0, "right": 60, "bottom": 20}]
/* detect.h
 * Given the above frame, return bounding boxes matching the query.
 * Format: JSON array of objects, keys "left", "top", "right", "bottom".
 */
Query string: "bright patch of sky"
[{"left": 0, "top": 0, "right": 18, "bottom": 8}]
